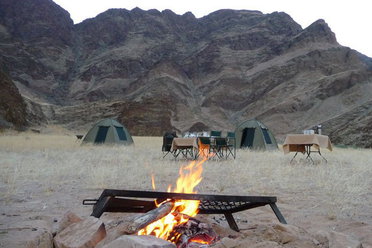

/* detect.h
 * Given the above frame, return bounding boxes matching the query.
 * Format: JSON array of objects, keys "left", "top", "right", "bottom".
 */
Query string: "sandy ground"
[{"left": 0, "top": 132, "right": 371, "bottom": 247}]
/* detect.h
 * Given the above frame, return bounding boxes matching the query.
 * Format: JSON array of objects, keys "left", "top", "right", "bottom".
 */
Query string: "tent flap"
[{"left": 95, "top": 126, "right": 109, "bottom": 143}]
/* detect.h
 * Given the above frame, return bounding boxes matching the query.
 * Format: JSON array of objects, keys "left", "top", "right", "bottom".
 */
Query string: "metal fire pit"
[{"left": 83, "top": 189, "right": 287, "bottom": 232}]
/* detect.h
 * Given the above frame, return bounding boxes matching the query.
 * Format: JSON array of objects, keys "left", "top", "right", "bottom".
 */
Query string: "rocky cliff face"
[
  {"left": 0, "top": 0, "right": 371, "bottom": 147},
  {"left": 0, "top": 0, "right": 74, "bottom": 100},
  {"left": 0, "top": 66, "right": 27, "bottom": 129}
]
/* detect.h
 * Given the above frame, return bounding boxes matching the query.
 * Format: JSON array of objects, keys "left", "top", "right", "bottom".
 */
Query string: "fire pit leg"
[
  {"left": 91, "top": 196, "right": 112, "bottom": 218},
  {"left": 224, "top": 213, "right": 239, "bottom": 232},
  {"left": 269, "top": 203, "right": 287, "bottom": 224}
]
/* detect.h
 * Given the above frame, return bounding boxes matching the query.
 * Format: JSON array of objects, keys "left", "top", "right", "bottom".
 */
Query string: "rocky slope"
[
  {"left": 0, "top": 0, "right": 371, "bottom": 147},
  {"left": 0, "top": 66, "right": 27, "bottom": 129}
]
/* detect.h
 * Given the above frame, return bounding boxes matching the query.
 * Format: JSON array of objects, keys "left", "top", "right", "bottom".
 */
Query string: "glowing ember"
[{"left": 138, "top": 151, "right": 209, "bottom": 244}]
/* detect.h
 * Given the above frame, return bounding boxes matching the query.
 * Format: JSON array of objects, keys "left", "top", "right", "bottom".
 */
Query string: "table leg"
[
  {"left": 318, "top": 150, "right": 327, "bottom": 163},
  {"left": 173, "top": 149, "right": 181, "bottom": 160},
  {"left": 193, "top": 147, "right": 199, "bottom": 160},
  {"left": 305, "top": 145, "right": 314, "bottom": 164},
  {"left": 290, "top": 151, "right": 299, "bottom": 163}
]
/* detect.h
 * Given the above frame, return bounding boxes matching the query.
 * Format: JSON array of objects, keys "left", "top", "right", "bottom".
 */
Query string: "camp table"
[
  {"left": 171, "top": 137, "right": 199, "bottom": 159},
  {"left": 282, "top": 134, "right": 332, "bottom": 163}
]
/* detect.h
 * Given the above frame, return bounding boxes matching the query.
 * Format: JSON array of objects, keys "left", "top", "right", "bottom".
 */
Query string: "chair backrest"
[
  {"left": 215, "top": 137, "right": 227, "bottom": 147},
  {"left": 198, "top": 137, "right": 211, "bottom": 145},
  {"left": 210, "top": 130, "right": 222, "bottom": 137},
  {"left": 227, "top": 132, "right": 235, "bottom": 138},
  {"left": 162, "top": 132, "right": 177, "bottom": 151},
  {"left": 227, "top": 132, "right": 236, "bottom": 146}
]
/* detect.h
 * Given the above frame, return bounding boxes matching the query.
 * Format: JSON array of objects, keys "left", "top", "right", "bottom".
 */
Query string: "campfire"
[
  {"left": 82, "top": 150, "right": 287, "bottom": 247},
  {"left": 137, "top": 156, "right": 218, "bottom": 247}
]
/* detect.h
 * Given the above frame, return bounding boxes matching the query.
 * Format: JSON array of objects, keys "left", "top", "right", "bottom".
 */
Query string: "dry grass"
[{"left": 0, "top": 132, "right": 371, "bottom": 225}]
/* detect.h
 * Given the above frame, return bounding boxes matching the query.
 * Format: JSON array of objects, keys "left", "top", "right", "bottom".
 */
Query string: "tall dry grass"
[{"left": 0, "top": 132, "right": 371, "bottom": 223}]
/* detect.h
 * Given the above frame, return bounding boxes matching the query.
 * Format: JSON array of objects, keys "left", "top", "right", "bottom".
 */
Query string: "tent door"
[
  {"left": 241, "top": 128, "right": 255, "bottom": 148},
  {"left": 261, "top": 128, "right": 272, "bottom": 144},
  {"left": 95, "top": 126, "right": 109, "bottom": 143},
  {"left": 115, "top": 126, "right": 127, "bottom": 140}
]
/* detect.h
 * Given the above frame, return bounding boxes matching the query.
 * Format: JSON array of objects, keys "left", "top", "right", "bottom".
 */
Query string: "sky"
[{"left": 53, "top": 0, "right": 372, "bottom": 58}]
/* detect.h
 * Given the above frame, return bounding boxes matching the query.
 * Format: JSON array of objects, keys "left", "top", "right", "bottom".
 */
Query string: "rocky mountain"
[
  {"left": 0, "top": 66, "right": 27, "bottom": 130},
  {"left": 0, "top": 0, "right": 371, "bottom": 147}
]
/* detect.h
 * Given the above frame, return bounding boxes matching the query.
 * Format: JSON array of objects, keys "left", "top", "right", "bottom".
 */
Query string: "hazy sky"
[{"left": 53, "top": 0, "right": 372, "bottom": 58}]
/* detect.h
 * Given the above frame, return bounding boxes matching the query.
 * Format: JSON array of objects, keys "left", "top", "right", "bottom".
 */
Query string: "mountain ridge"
[{"left": 0, "top": 0, "right": 371, "bottom": 147}]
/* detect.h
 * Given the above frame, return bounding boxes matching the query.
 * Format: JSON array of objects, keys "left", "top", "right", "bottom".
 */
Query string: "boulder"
[
  {"left": 54, "top": 216, "right": 106, "bottom": 248},
  {"left": 55, "top": 210, "right": 83, "bottom": 234},
  {"left": 272, "top": 223, "right": 299, "bottom": 244},
  {"left": 101, "top": 235, "right": 176, "bottom": 248},
  {"left": 95, "top": 215, "right": 137, "bottom": 248}
]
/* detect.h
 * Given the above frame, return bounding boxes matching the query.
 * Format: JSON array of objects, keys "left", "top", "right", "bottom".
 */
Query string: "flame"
[
  {"left": 151, "top": 175, "right": 156, "bottom": 190},
  {"left": 189, "top": 238, "right": 210, "bottom": 244},
  {"left": 138, "top": 150, "right": 208, "bottom": 243}
]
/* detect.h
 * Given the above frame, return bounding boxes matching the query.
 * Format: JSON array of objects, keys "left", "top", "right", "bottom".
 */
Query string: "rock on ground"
[
  {"left": 322, "top": 231, "right": 363, "bottom": 248},
  {"left": 55, "top": 210, "right": 83, "bottom": 234},
  {"left": 100, "top": 235, "right": 176, "bottom": 248},
  {"left": 0, "top": 219, "right": 53, "bottom": 248},
  {"left": 54, "top": 216, "right": 106, "bottom": 248}
]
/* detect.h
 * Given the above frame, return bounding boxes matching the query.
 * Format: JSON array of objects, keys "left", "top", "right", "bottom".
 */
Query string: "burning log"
[
  {"left": 127, "top": 200, "right": 175, "bottom": 234},
  {"left": 170, "top": 213, "right": 219, "bottom": 248},
  {"left": 96, "top": 201, "right": 175, "bottom": 248}
]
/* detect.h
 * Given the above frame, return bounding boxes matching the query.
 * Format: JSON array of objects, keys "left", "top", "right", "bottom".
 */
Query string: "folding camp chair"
[
  {"left": 198, "top": 137, "right": 214, "bottom": 159},
  {"left": 214, "top": 137, "right": 229, "bottom": 159},
  {"left": 210, "top": 130, "right": 222, "bottom": 137},
  {"left": 162, "top": 132, "right": 177, "bottom": 158},
  {"left": 226, "top": 132, "right": 236, "bottom": 159}
]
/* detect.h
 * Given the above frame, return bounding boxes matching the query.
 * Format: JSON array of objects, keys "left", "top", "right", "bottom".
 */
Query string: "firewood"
[
  {"left": 170, "top": 214, "right": 219, "bottom": 247},
  {"left": 126, "top": 200, "right": 175, "bottom": 234},
  {"left": 112, "top": 201, "right": 174, "bottom": 235},
  {"left": 96, "top": 201, "right": 175, "bottom": 248}
]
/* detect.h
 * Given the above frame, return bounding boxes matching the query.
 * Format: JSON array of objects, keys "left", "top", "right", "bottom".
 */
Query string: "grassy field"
[{"left": 0, "top": 132, "right": 371, "bottom": 225}]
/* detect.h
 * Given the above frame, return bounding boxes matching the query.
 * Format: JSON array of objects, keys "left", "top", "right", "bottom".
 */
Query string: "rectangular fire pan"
[{"left": 83, "top": 189, "right": 287, "bottom": 232}]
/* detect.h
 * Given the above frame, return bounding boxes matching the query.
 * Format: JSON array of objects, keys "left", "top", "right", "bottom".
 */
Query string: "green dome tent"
[
  {"left": 82, "top": 119, "right": 134, "bottom": 145},
  {"left": 235, "top": 119, "right": 278, "bottom": 150}
]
